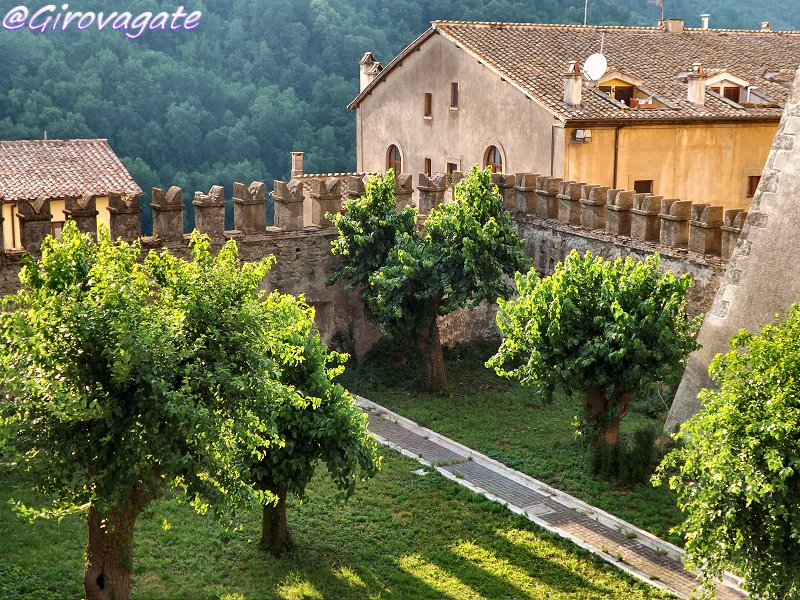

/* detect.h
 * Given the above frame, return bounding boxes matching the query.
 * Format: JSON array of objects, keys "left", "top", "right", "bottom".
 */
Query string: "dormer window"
[
  {"left": 703, "top": 72, "right": 775, "bottom": 107},
  {"left": 596, "top": 70, "right": 667, "bottom": 109}
]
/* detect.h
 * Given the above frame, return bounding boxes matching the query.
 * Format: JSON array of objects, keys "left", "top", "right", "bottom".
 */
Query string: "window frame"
[
  {"left": 450, "top": 82, "right": 459, "bottom": 109},
  {"left": 484, "top": 146, "right": 503, "bottom": 173},
  {"left": 424, "top": 92, "right": 432, "bottom": 118},
  {"left": 386, "top": 144, "right": 402, "bottom": 174}
]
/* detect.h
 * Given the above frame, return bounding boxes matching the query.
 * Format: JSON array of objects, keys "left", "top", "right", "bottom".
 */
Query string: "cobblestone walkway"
[{"left": 358, "top": 396, "right": 747, "bottom": 600}]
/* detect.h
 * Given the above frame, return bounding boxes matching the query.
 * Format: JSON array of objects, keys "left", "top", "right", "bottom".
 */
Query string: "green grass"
[
  {"left": 341, "top": 340, "right": 684, "bottom": 546},
  {"left": 0, "top": 451, "right": 672, "bottom": 599}
]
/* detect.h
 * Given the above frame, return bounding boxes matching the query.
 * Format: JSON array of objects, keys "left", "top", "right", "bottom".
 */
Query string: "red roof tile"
[
  {"left": 0, "top": 139, "right": 143, "bottom": 201},
  {"left": 350, "top": 21, "right": 800, "bottom": 123}
]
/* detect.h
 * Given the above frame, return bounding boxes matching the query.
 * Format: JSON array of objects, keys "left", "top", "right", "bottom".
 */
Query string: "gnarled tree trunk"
[
  {"left": 84, "top": 503, "right": 138, "bottom": 600},
  {"left": 583, "top": 385, "right": 634, "bottom": 448},
  {"left": 261, "top": 486, "right": 292, "bottom": 555},
  {"left": 416, "top": 298, "right": 446, "bottom": 392}
]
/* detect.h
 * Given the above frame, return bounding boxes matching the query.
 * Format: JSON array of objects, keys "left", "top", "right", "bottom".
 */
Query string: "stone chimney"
[
  {"left": 664, "top": 18, "right": 685, "bottom": 33},
  {"left": 700, "top": 14, "right": 710, "bottom": 30},
  {"left": 360, "top": 52, "right": 380, "bottom": 91},
  {"left": 564, "top": 61, "right": 583, "bottom": 107},
  {"left": 687, "top": 62, "right": 706, "bottom": 105},
  {"left": 761, "top": 21, "right": 772, "bottom": 32},
  {"left": 290, "top": 152, "right": 304, "bottom": 178}
]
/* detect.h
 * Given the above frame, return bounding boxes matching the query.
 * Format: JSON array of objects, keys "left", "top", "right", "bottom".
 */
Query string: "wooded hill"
[{"left": 0, "top": 0, "right": 794, "bottom": 229}]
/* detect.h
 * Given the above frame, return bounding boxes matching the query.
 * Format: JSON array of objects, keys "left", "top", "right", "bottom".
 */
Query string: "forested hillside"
[{"left": 0, "top": 0, "right": 795, "bottom": 229}]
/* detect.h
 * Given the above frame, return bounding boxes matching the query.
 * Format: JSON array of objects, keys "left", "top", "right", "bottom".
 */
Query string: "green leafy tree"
[
  {"left": 249, "top": 293, "right": 381, "bottom": 554},
  {"left": 0, "top": 224, "right": 285, "bottom": 600},
  {"left": 488, "top": 251, "right": 699, "bottom": 449},
  {"left": 330, "top": 167, "right": 528, "bottom": 390},
  {"left": 654, "top": 305, "right": 800, "bottom": 599}
]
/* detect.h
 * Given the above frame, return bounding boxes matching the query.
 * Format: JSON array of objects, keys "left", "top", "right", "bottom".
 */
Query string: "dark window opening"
[
  {"left": 633, "top": 180, "right": 654, "bottom": 194},
  {"left": 424, "top": 158, "right": 432, "bottom": 177},
  {"left": 723, "top": 87, "right": 741, "bottom": 102},
  {"left": 386, "top": 145, "right": 401, "bottom": 173},
  {"left": 450, "top": 82, "right": 459, "bottom": 108},
  {"left": 747, "top": 175, "right": 761, "bottom": 198},
  {"left": 424, "top": 93, "right": 432, "bottom": 117},
  {"left": 599, "top": 84, "right": 634, "bottom": 107},
  {"left": 484, "top": 146, "right": 502, "bottom": 173}
]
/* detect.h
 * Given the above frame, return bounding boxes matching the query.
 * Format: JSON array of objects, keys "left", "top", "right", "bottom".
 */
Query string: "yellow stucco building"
[
  {"left": 0, "top": 139, "right": 142, "bottom": 249},
  {"left": 350, "top": 18, "right": 800, "bottom": 209}
]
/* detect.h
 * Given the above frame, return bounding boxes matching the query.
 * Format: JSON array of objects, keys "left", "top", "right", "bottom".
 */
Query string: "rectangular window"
[
  {"left": 51, "top": 221, "right": 65, "bottom": 241},
  {"left": 446, "top": 162, "right": 458, "bottom": 184},
  {"left": 723, "top": 87, "right": 741, "bottom": 103},
  {"left": 424, "top": 158, "right": 432, "bottom": 177},
  {"left": 450, "top": 82, "right": 459, "bottom": 108},
  {"left": 633, "top": 180, "right": 654, "bottom": 194},
  {"left": 424, "top": 92, "right": 432, "bottom": 117},
  {"left": 710, "top": 86, "right": 721, "bottom": 95},
  {"left": 747, "top": 175, "right": 761, "bottom": 198}
]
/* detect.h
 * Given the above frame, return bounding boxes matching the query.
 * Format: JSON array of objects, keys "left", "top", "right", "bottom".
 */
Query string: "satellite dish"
[{"left": 583, "top": 53, "right": 607, "bottom": 81}]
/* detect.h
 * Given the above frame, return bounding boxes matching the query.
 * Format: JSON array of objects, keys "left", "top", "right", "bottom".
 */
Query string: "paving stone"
[{"left": 363, "top": 404, "right": 747, "bottom": 599}]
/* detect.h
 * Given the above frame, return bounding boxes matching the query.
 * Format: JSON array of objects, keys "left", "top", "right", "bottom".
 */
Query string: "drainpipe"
[{"left": 612, "top": 125, "right": 623, "bottom": 189}]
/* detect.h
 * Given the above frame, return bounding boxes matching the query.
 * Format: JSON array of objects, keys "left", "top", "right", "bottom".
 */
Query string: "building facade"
[
  {"left": 350, "top": 19, "right": 800, "bottom": 210},
  {"left": 0, "top": 139, "right": 142, "bottom": 248}
]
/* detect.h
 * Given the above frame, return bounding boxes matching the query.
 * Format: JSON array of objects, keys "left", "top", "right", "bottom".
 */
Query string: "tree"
[
  {"left": 329, "top": 166, "right": 528, "bottom": 390},
  {"left": 487, "top": 250, "right": 699, "bottom": 449},
  {"left": 654, "top": 305, "right": 800, "bottom": 600},
  {"left": 0, "top": 224, "right": 286, "bottom": 600},
  {"left": 249, "top": 292, "right": 381, "bottom": 554}
]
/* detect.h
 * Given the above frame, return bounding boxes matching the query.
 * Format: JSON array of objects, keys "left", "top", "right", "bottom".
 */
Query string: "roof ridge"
[{"left": 432, "top": 20, "right": 800, "bottom": 34}]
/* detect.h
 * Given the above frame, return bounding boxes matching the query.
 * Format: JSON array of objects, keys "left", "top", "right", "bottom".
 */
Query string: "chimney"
[
  {"left": 564, "top": 61, "right": 583, "bottom": 107},
  {"left": 761, "top": 21, "right": 771, "bottom": 32},
  {"left": 360, "top": 52, "right": 378, "bottom": 91},
  {"left": 687, "top": 62, "right": 706, "bottom": 105},
  {"left": 664, "top": 18, "right": 685, "bottom": 33},
  {"left": 291, "top": 152, "right": 304, "bottom": 178},
  {"left": 700, "top": 14, "right": 710, "bottom": 30}
]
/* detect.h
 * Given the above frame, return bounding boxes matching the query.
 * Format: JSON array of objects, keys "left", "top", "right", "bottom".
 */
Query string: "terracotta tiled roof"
[
  {"left": 350, "top": 21, "right": 800, "bottom": 123},
  {"left": 0, "top": 139, "right": 143, "bottom": 201}
]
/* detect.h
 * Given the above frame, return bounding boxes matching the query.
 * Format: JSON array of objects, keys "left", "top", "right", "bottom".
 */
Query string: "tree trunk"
[
  {"left": 84, "top": 504, "right": 137, "bottom": 600},
  {"left": 417, "top": 299, "right": 446, "bottom": 391},
  {"left": 583, "top": 386, "right": 633, "bottom": 449},
  {"left": 260, "top": 486, "right": 292, "bottom": 555}
]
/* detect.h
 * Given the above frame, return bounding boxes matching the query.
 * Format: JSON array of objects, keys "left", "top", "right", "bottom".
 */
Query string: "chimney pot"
[
  {"left": 687, "top": 62, "right": 706, "bottom": 105},
  {"left": 700, "top": 14, "right": 710, "bottom": 30},
  {"left": 291, "top": 152, "right": 304, "bottom": 178},
  {"left": 360, "top": 52, "right": 379, "bottom": 91},
  {"left": 664, "top": 18, "right": 685, "bottom": 33},
  {"left": 761, "top": 21, "right": 771, "bottom": 31},
  {"left": 563, "top": 61, "right": 583, "bottom": 107}
]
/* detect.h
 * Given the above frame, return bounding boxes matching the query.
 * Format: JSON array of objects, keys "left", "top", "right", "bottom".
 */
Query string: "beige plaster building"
[
  {"left": 349, "top": 19, "right": 800, "bottom": 209},
  {"left": 0, "top": 139, "right": 142, "bottom": 248}
]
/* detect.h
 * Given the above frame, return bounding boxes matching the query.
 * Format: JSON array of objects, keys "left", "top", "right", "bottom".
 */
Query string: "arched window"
[
  {"left": 484, "top": 146, "right": 503, "bottom": 173},
  {"left": 386, "top": 145, "right": 402, "bottom": 173}
]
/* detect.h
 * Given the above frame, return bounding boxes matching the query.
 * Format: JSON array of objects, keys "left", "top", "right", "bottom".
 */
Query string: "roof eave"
[{"left": 348, "top": 28, "right": 437, "bottom": 110}]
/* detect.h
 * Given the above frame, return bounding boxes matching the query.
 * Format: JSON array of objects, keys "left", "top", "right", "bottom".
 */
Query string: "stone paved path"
[{"left": 358, "top": 396, "right": 747, "bottom": 600}]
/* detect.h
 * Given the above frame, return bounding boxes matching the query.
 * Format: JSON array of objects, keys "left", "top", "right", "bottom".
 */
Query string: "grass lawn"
[
  {"left": 341, "top": 341, "right": 684, "bottom": 546},
  {"left": 0, "top": 450, "right": 672, "bottom": 599}
]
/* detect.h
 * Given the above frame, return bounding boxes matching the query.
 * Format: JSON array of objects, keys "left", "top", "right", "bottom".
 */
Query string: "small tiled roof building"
[
  {"left": 0, "top": 139, "right": 142, "bottom": 248},
  {"left": 350, "top": 19, "right": 800, "bottom": 209}
]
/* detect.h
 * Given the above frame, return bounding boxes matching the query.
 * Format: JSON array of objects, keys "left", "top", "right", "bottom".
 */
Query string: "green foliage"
[
  {"left": 488, "top": 251, "right": 699, "bottom": 435},
  {"left": 248, "top": 292, "right": 380, "bottom": 500},
  {"left": 0, "top": 223, "right": 287, "bottom": 520},
  {"left": 331, "top": 166, "right": 528, "bottom": 336},
  {"left": 590, "top": 427, "right": 658, "bottom": 484},
  {"left": 655, "top": 305, "right": 800, "bottom": 599}
]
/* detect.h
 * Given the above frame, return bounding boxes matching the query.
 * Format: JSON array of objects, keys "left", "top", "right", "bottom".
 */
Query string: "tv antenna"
[{"left": 649, "top": 0, "right": 665, "bottom": 24}]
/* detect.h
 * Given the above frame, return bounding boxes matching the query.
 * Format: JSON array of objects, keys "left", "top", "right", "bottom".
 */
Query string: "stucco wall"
[
  {"left": 565, "top": 122, "right": 779, "bottom": 210},
  {"left": 2, "top": 196, "right": 111, "bottom": 249},
  {"left": 356, "top": 33, "right": 564, "bottom": 178}
]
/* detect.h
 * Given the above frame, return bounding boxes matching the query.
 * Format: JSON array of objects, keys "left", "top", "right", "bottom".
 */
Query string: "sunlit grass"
[
  {"left": 0, "top": 450, "right": 672, "bottom": 599},
  {"left": 341, "top": 340, "right": 684, "bottom": 545}
]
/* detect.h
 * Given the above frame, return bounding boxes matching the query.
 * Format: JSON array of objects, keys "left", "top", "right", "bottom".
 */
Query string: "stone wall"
[
  {"left": 0, "top": 167, "right": 745, "bottom": 362},
  {"left": 666, "top": 68, "right": 800, "bottom": 431}
]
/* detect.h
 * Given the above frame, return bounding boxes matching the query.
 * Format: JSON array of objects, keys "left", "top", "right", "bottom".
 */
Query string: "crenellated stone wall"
[{"left": 0, "top": 167, "right": 746, "bottom": 362}]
